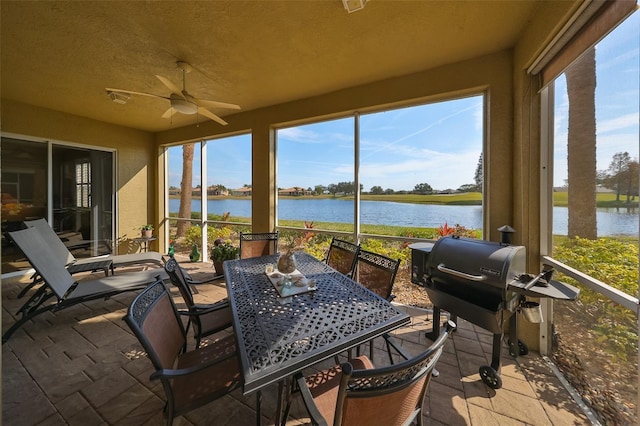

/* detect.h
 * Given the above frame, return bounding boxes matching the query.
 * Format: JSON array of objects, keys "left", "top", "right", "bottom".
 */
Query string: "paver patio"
[{"left": 2, "top": 259, "right": 591, "bottom": 425}]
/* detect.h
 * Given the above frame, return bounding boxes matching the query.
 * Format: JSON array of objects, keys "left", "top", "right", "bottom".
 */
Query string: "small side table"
[{"left": 132, "top": 236, "right": 157, "bottom": 253}]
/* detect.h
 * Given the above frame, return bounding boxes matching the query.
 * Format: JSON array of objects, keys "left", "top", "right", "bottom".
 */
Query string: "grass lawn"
[{"left": 184, "top": 191, "right": 638, "bottom": 208}]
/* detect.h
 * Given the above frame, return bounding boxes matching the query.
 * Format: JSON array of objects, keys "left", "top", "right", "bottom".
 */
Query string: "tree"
[
  {"left": 457, "top": 184, "right": 478, "bottom": 193},
  {"left": 314, "top": 184, "right": 326, "bottom": 195},
  {"left": 626, "top": 160, "right": 639, "bottom": 203},
  {"left": 607, "top": 152, "right": 631, "bottom": 202},
  {"left": 177, "top": 143, "right": 195, "bottom": 237},
  {"left": 565, "top": 48, "right": 597, "bottom": 240},
  {"left": 474, "top": 153, "right": 483, "bottom": 192},
  {"left": 384, "top": 188, "right": 395, "bottom": 194},
  {"left": 370, "top": 185, "right": 384, "bottom": 195},
  {"left": 413, "top": 183, "right": 433, "bottom": 194}
]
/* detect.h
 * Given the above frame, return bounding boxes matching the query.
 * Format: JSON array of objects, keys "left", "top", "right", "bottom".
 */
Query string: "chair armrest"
[
  {"left": 293, "top": 372, "right": 329, "bottom": 426},
  {"left": 150, "top": 350, "right": 237, "bottom": 380},
  {"left": 185, "top": 274, "right": 224, "bottom": 285},
  {"left": 192, "top": 299, "right": 229, "bottom": 310},
  {"left": 177, "top": 299, "right": 229, "bottom": 318}
]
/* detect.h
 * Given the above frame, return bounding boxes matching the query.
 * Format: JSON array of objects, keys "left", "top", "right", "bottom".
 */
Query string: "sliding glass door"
[{"left": 1, "top": 137, "right": 114, "bottom": 274}]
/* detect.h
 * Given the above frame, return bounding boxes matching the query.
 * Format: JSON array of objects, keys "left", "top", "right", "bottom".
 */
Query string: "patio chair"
[
  {"left": 164, "top": 257, "right": 233, "bottom": 348},
  {"left": 324, "top": 237, "right": 360, "bottom": 277},
  {"left": 124, "top": 279, "right": 243, "bottom": 426},
  {"left": 353, "top": 249, "right": 401, "bottom": 361},
  {"left": 3, "top": 227, "right": 168, "bottom": 343},
  {"left": 239, "top": 231, "right": 278, "bottom": 259},
  {"left": 283, "top": 321, "right": 456, "bottom": 426},
  {"left": 354, "top": 248, "right": 400, "bottom": 302}
]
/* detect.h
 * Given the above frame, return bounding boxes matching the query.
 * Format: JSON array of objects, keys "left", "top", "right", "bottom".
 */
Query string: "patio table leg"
[{"left": 256, "top": 390, "right": 262, "bottom": 426}]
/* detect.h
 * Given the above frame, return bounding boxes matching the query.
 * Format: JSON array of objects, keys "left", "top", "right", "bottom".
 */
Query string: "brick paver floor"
[{"left": 2, "top": 257, "right": 591, "bottom": 425}]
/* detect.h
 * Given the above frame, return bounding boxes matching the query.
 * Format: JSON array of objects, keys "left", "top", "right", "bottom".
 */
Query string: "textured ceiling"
[{"left": 1, "top": 1, "right": 539, "bottom": 132}]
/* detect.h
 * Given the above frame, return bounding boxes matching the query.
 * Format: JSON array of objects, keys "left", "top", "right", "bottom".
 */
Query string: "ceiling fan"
[{"left": 106, "top": 61, "right": 240, "bottom": 125}]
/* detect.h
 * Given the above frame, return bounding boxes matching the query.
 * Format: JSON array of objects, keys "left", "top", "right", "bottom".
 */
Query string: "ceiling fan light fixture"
[{"left": 171, "top": 98, "right": 198, "bottom": 114}]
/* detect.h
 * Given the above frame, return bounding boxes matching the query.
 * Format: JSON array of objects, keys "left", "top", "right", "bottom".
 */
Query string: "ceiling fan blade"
[
  {"left": 161, "top": 107, "right": 174, "bottom": 119},
  {"left": 194, "top": 97, "right": 241, "bottom": 110},
  {"left": 197, "top": 107, "right": 228, "bottom": 125},
  {"left": 105, "top": 88, "right": 167, "bottom": 99},
  {"left": 155, "top": 75, "right": 185, "bottom": 99}
]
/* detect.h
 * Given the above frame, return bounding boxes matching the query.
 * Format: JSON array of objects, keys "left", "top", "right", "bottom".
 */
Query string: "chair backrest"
[
  {"left": 354, "top": 249, "right": 400, "bottom": 301},
  {"left": 8, "top": 227, "right": 77, "bottom": 299},
  {"left": 24, "top": 218, "right": 76, "bottom": 265},
  {"left": 334, "top": 321, "right": 455, "bottom": 426},
  {"left": 239, "top": 231, "right": 278, "bottom": 259},
  {"left": 325, "top": 238, "right": 360, "bottom": 277},
  {"left": 125, "top": 279, "right": 187, "bottom": 372},
  {"left": 164, "top": 257, "right": 196, "bottom": 308}
]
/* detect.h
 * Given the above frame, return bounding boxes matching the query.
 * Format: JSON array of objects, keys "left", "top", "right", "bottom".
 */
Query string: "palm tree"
[
  {"left": 565, "top": 48, "right": 597, "bottom": 240},
  {"left": 177, "top": 143, "right": 194, "bottom": 237}
]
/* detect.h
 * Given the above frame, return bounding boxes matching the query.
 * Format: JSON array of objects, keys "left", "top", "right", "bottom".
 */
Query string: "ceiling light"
[
  {"left": 171, "top": 98, "right": 198, "bottom": 115},
  {"left": 343, "top": 0, "right": 368, "bottom": 13},
  {"left": 107, "top": 91, "right": 129, "bottom": 104}
]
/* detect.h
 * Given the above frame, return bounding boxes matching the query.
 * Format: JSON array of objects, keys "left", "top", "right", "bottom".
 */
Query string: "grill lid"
[{"left": 427, "top": 236, "right": 526, "bottom": 289}]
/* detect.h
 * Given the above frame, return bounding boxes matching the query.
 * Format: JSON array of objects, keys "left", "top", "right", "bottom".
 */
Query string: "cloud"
[{"left": 598, "top": 113, "right": 639, "bottom": 134}]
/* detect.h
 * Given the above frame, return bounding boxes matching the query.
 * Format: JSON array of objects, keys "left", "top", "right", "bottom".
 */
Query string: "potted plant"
[
  {"left": 210, "top": 238, "right": 239, "bottom": 276},
  {"left": 140, "top": 224, "right": 154, "bottom": 238}
]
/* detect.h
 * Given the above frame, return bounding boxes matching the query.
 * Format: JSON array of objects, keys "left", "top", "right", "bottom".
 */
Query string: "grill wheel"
[{"left": 479, "top": 365, "right": 502, "bottom": 389}]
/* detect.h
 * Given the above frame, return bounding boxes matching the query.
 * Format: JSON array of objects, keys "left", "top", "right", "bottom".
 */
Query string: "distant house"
[
  {"left": 207, "top": 185, "right": 229, "bottom": 196},
  {"left": 279, "top": 187, "right": 313, "bottom": 196},
  {"left": 231, "top": 187, "right": 252, "bottom": 196}
]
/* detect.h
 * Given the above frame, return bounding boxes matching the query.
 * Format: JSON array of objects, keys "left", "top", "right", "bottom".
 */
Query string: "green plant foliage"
[
  {"left": 210, "top": 240, "right": 240, "bottom": 261},
  {"left": 553, "top": 237, "right": 638, "bottom": 360}
]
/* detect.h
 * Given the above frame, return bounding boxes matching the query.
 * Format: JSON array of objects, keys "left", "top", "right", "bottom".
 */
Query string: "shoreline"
[{"left": 168, "top": 192, "right": 639, "bottom": 208}]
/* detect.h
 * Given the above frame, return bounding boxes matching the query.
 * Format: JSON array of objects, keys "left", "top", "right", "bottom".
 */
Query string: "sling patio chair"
[
  {"left": 124, "top": 279, "right": 244, "bottom": 426},
  {"left": 324, "top": 237, "right": 360, "bottom": 278},
  {"left": 239, "top": 231, "right": 279, "bottom": 259},
  {"left": 164, "top": 257, "right": 233, "bottom": 348},
  {"left": 353, "top": 248, "right": 401, "bottom": 362},
  {"left": 2, "top": 227, "right": 167, "bottom": 343},
  {"left": 21, "top": 218, "right": 164, "bottom": 296},
  {"left": 282, "top": 321, "right": 456, "bottom": 426}
]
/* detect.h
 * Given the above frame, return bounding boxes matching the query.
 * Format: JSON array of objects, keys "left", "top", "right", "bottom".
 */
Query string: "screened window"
[
  {"left": 542, "top": 8, "right": 638, "bottom": 424},
  {"left": 275, "top": 97, "right": 484, "bottom": 240}
]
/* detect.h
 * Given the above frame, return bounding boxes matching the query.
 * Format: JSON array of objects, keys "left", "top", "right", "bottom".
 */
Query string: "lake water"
[{"left": 169, "top": 198, "right": 639, "bottom": 236}]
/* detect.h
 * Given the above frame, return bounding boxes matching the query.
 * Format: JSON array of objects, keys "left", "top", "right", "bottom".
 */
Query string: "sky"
[
  {"left": 553, "top": 12, "right": 639, "bottom": 187},
  {"left": 168, "top": 11, "right": 638, "bottom": 192}
]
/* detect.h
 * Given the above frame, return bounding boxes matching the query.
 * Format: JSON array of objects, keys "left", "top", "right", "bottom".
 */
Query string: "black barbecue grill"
[{"left": 411, "top": 231, "right": 579, "bottom": 389}]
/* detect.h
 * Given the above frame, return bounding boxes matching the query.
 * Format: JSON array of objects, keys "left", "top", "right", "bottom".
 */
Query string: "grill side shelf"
[{"left": 509, "top": 279, "right": 579, "bottom": 300}]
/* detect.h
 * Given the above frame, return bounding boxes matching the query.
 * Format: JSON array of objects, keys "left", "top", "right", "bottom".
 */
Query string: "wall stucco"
[{"left": 1, "top": 99, "right": 157, "bottom": 254}]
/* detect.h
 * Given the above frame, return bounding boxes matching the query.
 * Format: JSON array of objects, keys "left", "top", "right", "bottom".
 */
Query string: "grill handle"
[{"left": 436, "top": 263, "right": 487, "bottom": 282}]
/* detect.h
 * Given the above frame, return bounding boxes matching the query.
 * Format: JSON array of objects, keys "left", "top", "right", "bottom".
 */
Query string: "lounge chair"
[
  {"left": 26, "top": 218, "right": 164, "bottom": 269},
  {"left": 20, "top": 218, "right": 164, "bottom": 296},
  {"left": 2, "top": 227, "right": 167, "bottom": 344}
]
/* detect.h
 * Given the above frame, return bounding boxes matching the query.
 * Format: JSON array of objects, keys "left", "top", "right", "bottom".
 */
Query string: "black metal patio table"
[{"left": 224, "top": 252, "right": 411, "bottom": 424}]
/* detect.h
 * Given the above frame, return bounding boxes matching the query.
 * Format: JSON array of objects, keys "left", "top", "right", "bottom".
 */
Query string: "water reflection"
[{"left": 171, "top": 199, "right": 639, "bottom": 237}]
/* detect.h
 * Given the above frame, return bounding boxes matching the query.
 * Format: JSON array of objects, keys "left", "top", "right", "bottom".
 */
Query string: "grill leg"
[
  {"left": 491, "top": 333, "right": 502, "bottom": 371},
  {"left": 508, "top": 312, "right": 519, "bottom": 357}
]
